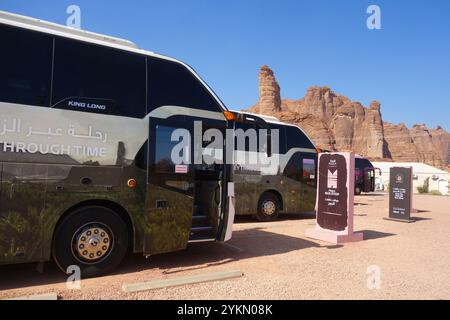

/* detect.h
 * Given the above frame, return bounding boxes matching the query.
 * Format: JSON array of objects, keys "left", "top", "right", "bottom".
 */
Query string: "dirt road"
[{"left": 1, "top": 194, "right": 449, "bottom": 300}]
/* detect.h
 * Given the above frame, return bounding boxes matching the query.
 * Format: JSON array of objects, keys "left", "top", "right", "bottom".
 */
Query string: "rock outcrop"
[
  {"left": 409, "top": 124, "right": 445, "bottom": 168},
  {"left": 383, "top": 122, "right": 419, "bottom": 162},
  {"left": 296, "top": 86, "right": 349, "bottom": 122},
  {"left": 431, "top": 126, "right": 450, "bottom": 166},
  {"left": 257, "top": 65, "right": 281, "bottom": 114},
  {"left": 247, "top": 65, "right": 450, "bottom": 169}
]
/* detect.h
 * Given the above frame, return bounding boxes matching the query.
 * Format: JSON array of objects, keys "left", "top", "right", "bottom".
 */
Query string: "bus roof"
[
  {"left": 0, "top": 10, "right": 228, "bottom": 113},
  {"left": 0, "top": 10, "right": 183, "bottom": 63},
  {"left": 233, "top": 111, "right": 317, "bottom": 149},
  {"left": 0, "top": 10, "right": 139, "bottom": 50}
]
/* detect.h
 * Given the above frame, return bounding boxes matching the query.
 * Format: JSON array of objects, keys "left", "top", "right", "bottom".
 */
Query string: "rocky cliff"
[{"left": 247, "top": 65, "right": 450, "bottom": 169}]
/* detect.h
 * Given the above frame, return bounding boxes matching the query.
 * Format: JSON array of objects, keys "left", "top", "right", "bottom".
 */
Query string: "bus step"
[
  {"left": 192, "top": 215, "right": 207, "bottom": 220},
  {"left": 191, "top": 215, "right": 208, "bottom": 227},
  {"left": 190, "top": 226, "right": 213, "bottom": 232},
  {"left": 189, "top": 226, "right": 214, "bottom": 240},
  {"left": 188, "top": 238, "right": 215, "bottom": 243}
]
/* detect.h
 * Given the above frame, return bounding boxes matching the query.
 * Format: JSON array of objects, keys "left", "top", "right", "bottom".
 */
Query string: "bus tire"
[
  {"left": 355, "top": 185, "right": 362, "bottom": 195},
  {"left": 256, "top": 193, "right": 280, "bottom": 222},
  {"left": 53, "top": 206, "right": 129, "bottom": 278}
]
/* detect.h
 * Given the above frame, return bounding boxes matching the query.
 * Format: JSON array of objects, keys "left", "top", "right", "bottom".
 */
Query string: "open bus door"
[
  {"left": 363, "top": 167, "right": 381, "bottom": 192},
  {"left": 144, "top": 117, "right": 195, "bottom": 255},
  {"left": 144, "top": 115, "right": 233, "bottom": 256},
  {"left": 363, "top": 168, "right": 375, "bottom": 192}
]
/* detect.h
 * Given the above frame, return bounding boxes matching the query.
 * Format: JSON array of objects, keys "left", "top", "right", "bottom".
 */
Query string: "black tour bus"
[{"left": 0, "top": 10, "right": 236, "bottom": 277}]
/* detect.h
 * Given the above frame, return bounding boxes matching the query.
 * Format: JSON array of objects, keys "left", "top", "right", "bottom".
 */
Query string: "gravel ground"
[{"left": 0, "top": 193, "right": 449, "bottom": 300}]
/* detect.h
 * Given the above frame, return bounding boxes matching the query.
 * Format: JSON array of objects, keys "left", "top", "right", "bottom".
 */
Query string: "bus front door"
[
  {"left": 144, "top": 118, "right": 195, "bottom": 255},
  {"left": 300, "top": 156, "right": 317, "bottom": 212},
  {"left": 363, "top": 168, "right": 375, "bottom": 193}
]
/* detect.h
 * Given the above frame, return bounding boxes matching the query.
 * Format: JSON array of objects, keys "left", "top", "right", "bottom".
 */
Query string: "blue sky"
[{"left": 2, "top": 0, "right": 449, "bottom": 130}]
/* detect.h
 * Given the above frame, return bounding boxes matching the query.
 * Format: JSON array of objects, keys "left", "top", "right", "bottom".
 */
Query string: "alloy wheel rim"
[
  {"left": 72, "top": 223, "right": 113, "bottom": 264},
  {"left": 262, "top": 200, "right": 276, "bottom": 216}
]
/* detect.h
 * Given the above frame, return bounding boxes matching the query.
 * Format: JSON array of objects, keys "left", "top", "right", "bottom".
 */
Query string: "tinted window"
[
  {"left": 285, "top": 126, "right": 315, "bottom": 151},
  {"left": 0, "top": 25, "right": 53, "bottom": 107},
  {"left": 148, "top": 57, "right": 222, "bottom": 113},
  {"left": 154, "top": 125, "right": 188, "bottom": 173},
  {"left": 356, "top": 158, "right": 374, "bottom": 171},
  {"left": 302, "top": 158, "right": 316, "bottom": 187},
  {"left": 269, "top": 124, "right": 286, "bottom": 154},
  {"left": 285, "top": 153, "right": 302, "bottom": 181},
  {"left": 234, "top": 123, "right": 257, "bottom": 151},
  {"left": 52, "top": 37, "right": 146, "bottom": 117},
  {"left": 135, "top": 142, "right": 148, "bottom": 170}
]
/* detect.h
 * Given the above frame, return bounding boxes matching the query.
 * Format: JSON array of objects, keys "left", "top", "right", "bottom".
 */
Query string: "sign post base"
[
  {"left": 383, "top": 217, "right": 415, "bottom": 223},
  {"left": 306, "top": 227, "right": 364, "bottom": 244}
]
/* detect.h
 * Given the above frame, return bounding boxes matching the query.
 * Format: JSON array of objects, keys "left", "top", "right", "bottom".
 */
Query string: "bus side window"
[
  {"left": 147, "top": 57, "right": 223, "bottom": 113},
  {"left": 285, "top": 126, "right": 315, "bottom": 151},
  {"left": 285, "top": 153, "right": 302, "bottom": 181},
  {"left": 52, "top": 37, "right": 146, "bottom": 118},
  {"left": 0, "top": 24, "right": 53, "bottom": 107},
  {"left": 269, "top": 124, "right": 286, "bottom": 155},
  {"left": 135, "top": 142, "right": 148, "bottom": 170},
  {"left": 302, "top": 158, "right": 316, "bottom": 186},
  {"left": 234, "top": 123, "right": 257, "bottom": 152}
]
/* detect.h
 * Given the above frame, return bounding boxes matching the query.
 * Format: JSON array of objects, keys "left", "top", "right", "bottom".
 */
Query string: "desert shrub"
[{"left": 417, "top": 178, "right": 430, "bottom": 194}]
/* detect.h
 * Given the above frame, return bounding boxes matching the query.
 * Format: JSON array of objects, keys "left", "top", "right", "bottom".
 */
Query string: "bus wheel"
[
  {"left": 53, "top": 206, "right": 129, "bottom": 278},
  {"left": 355, "top": 185, "right": 362, "bottom": 195},
  {"left": 256, "top": 193, "right": 280, "bottom": 222}
]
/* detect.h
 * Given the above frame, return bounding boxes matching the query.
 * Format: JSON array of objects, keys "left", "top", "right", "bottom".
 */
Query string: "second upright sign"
[{"left": 306, "top": 152, "right": 363, "bottom": 244}]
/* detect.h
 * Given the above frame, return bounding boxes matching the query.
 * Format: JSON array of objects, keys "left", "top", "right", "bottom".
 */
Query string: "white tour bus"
[{"left": 0, "top": 10, "right": 236, "bottom": 277}]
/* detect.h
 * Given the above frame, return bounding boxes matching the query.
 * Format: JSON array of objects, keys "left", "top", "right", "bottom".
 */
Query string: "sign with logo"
[
  {"left": 388, "top": 167, "right": 413, "bottom": 222},
  {"left": 306, "top": 152, "right": 363, "bottom": 244}
]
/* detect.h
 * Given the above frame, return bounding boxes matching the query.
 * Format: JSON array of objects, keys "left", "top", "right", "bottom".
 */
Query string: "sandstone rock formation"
[
  {"left": 409, "top": 124, "right": 445, "bottom": 168},
  {"left": 296, "top": 86, "right": 349, "bottom": 122},
  {"left": 257, "top": 65, "right": 281, "bottom": 114},
  {"left": 431, "top": 126, "right": 450, "bottom": 167},
  {"left": 247, "top": 65, "right": 450, "bottom": 169},
  {"left": 383, "top": 122, "right": 419, "bottom": 162}
]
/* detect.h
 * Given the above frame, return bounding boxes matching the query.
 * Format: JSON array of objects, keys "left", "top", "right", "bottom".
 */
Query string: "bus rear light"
[{"left": 127, "top": 179, "right": 137, "bottom": 188}]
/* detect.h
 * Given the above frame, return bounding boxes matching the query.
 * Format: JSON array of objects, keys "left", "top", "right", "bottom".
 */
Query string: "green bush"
[{"left": 417, "top": 178, "right": 430, "bottom": 194}]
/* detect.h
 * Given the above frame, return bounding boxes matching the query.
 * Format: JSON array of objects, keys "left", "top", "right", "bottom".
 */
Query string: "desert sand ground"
[{"left": 0, "top": 193, "right": 449, "bottom": 300}]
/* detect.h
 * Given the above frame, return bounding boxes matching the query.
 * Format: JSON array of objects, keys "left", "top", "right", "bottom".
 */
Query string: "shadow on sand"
[
  {"left": 360, "top": 230, "right": 396, "bottom": 241},
  {"left": 410, "top": 216, "right": 432, "bottom": 222},
  {"left": 233, "top": 212, "right": 315, "bottom": 224},
  {"left": 0, "top": 226, "right": 328, "bottom": 291}
]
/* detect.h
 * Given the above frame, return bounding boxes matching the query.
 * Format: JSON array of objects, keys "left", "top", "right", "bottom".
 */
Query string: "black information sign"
[
  {"left": 388, "top": 167, "right": 413, "bottom": 222},
  {"left": 317, "top": 153, "right": 348, "bottom": 231}
]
